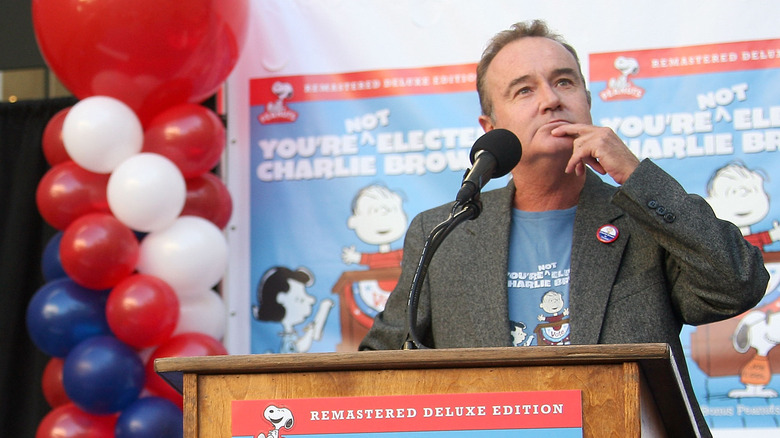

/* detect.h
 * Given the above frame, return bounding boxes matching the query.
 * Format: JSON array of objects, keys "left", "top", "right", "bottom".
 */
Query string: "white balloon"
[
  {"left": 107, "top": 153, "right": 186, "bottom": 232},
  {"left": 174, "top": 289, "right": 227, "bottom": 340},
  {"left": 62, "top": 96, "right": 143, "bottom": 174},
  {"left": 137, "top": 216, "right": 228, "bottom": 295}
]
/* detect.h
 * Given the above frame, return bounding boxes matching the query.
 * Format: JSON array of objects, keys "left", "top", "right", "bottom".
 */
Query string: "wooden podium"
[{"left": 155, "top": 343, "right": 698, "bottom": 437}]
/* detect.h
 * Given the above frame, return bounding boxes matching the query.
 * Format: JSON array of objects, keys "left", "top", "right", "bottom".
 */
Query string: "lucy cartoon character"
[
  {"left": 510, "top": 321, "right": 534, "bottom": 346},
  {"left": 534, "top": 289, "right": 570, "bottom": 345},
  {"left": 728, "top": 310, "right": 780, "bottom": 398},
  {"left": 341, "top": 184, "right": 407, "bottom": 312},
  {"left": 705, "top": 161, "right": 780, "bottom": 250},
  {"left": 257, "top": 405, "right": 294, "bottom": 438},
  {"left": 252, "top": 266, "right": 333, "bottom": 353}
]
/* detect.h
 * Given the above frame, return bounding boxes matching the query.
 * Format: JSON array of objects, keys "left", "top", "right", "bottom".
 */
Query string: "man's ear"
[{"left": 478, "top": 114, "right": 494, "bottom": 132}]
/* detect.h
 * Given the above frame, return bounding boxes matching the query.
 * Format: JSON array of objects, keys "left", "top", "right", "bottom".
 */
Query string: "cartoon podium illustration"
[{"left": 333, "top": 185, "right": 407, "bottom": 351}]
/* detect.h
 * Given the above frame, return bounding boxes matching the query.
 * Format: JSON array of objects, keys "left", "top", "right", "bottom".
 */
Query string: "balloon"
[
  {"left": 145, "top": 333, "right": 227, "bottom": 405},
  {"left": 42, "top": 107, "right": 72, "bottom": 166},
  {"left": 181, "top": 172, "right": 233, "bottom": 229},
  {"left": 63, "top": 336, "right": 145, "bottom": 414},
  {"left": 143, "top": 104, "right": 226, "bottom": 178},
  {"left": 36, "top": 403, "right": 116, "bottom": 438},
  {"left": 137, "top": 216, "right": 228, "bottom": 296},
  {"left": 107, "top": 153, "right": 186, "bottom": 232},
  {"left": 26, "top": 278, "right": 111, "bottom": 357},
  {"left": 32, "top": 0, "right": 250, "bottom": 125},
  {"left": 61, "top": 96, "right": 143, "bottom": 174},
  {"left": 42, "top": 358, "right": 70, "bottom": 408},
  {"left": 115, "top": 396, "right": 183, "bottom": 438},
  {"left": 60, "top": 213, "right": 139, "bottom": 290},
  {"left": 174, "top": 289, "right": 226, "bottom": 340},
  {"left": 41, "top": 231, "right": 67, "bottom": 281},
  {"left": 36, "top": 161, "right": 111, "bottom": 230},
  {"left": 106, "top": 274, "right": 179, "bottom": 349}
]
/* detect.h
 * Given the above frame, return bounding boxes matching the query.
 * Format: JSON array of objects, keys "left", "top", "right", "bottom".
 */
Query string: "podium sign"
[{"left": 232, "top": 390, "right": 583, "bottom": 437}]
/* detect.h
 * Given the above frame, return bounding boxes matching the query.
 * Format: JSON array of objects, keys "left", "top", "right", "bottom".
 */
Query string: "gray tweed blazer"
[{"left": 360, "top": 159, "right": 768, "bottom": 437}]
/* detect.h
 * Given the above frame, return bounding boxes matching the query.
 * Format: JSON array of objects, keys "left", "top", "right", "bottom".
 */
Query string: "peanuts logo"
[
  {"left": 256, "top": 405, "right": 295, "bottom": 438},
  {"left": 258, "top": 81, "right": 299, "bottom": 124},
  {"left": 599, "top": 56, "right": 645, "bottom": 101}
]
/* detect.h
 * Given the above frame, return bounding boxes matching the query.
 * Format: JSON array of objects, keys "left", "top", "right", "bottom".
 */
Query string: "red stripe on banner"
[
  {"left": 250, "top": 63, "right": 478, "bottom": 106},
  {"left": 590, "top": 39, "right": 780, "bottom": 81}
]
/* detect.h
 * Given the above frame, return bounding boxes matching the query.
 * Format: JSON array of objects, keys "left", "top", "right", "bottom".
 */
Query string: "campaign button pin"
[{"left": 597, "top": 224, "right": 619, "bottom": 243}]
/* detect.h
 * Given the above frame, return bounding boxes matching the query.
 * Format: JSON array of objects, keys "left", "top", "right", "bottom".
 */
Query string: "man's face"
[{"left": 479, "top": 37, "right": 592, "bottom": 171}]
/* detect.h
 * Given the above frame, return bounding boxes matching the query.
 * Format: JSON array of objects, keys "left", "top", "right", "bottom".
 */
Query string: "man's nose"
[{"left": 539, "top": 83, "right": 562, "bottom": 112}]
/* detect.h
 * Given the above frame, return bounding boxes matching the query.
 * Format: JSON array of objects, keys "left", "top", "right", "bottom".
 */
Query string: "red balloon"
[
  {"left": 145, "top": 333, "right": 227, "bottom": 406},
  {"left": 60, "top": 213, "right": 139, "bottom": 290},
  {"left": 36, "top": 403, "right": 116, "bottom": 438},
  {"left": 36, "top": 161, "right": 111, "bottom": 230},
  {"left": 181, "top": 173, "right": 233, "bottom": 229},
  {"left": 42, "top": 107, "right": 72, "bottom": 166},
  {"left": 42, "top": 358, "right": 70, "bottom": 408},
  {"left": 143, "top": 104, "right": 227, "bottom": 178},
  {"left": 106, "top": 274, "right": 180, "bottom": 349},
  {"left": 32, "top": 0, "right": 250, "bottom": 125}
]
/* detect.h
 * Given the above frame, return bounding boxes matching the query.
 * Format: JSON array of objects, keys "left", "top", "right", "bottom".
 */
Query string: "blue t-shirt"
[{"left": 507, "top": 207, "right": 575, "bottom": 346}]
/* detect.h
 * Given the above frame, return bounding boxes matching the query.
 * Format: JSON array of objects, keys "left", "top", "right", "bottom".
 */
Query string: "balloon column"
[{"left": 28, "top": 1, "right": 248, "bottom": 436}]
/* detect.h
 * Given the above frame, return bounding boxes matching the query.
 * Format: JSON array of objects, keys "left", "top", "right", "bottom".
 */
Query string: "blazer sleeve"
[{"left": 611, "top": 159, "right": 768, "bottom": 325}]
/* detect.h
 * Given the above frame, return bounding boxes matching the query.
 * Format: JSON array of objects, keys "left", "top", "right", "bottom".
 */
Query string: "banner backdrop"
[{"left": 224, "top": 1, "right": 779, "bottom": 435}]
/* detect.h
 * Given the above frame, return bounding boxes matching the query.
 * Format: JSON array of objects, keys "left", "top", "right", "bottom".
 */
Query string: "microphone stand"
[{"left": 403, "top": 197, "right": 482, "bottom": 350}]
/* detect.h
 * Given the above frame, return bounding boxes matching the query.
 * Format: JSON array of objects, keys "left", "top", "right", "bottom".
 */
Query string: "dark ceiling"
[{"left": 0, "top": 0, "right": 46, "bottom": 70}]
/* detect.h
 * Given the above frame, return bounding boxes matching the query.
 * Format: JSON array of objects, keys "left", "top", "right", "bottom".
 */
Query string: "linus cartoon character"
[
  {"left": 705, "top": 161, "right": 780, "bottom": 250},
  {"left": 341, "top": 184, "right": 407, "bottom": 312},
  {"left": 252, "top": 266, "right": 333, "bottom": 353}
]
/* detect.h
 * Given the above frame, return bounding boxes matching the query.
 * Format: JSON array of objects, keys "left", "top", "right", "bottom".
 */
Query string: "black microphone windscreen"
[{"left": 469, "top": 129, "right": 522, "bottom": 178}]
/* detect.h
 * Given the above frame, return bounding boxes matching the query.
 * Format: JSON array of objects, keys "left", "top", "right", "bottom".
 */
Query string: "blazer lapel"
[
  {"left": 570, "top": 172, "right": 629, "bottom": 345},
  {"left": 457, "top": 184, "right": 515, "bottom": 347}
]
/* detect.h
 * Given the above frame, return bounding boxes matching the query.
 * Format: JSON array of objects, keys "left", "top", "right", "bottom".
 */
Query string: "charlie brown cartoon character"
[
  {"left": 342, "top": 184, "right": 407, "bottom": 312},
  {"left": 252, "top": 266, "right": 333, "bottom": 353},
  {"left": 535, "top": 289, "right": 571, "bottom": 345},
  {"left": 705, "top": 161, "right": 780, "bottom": 250}
]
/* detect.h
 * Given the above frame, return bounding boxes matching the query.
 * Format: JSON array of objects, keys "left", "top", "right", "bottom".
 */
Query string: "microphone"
[{"left": 455, "top": 128, "right": 522, "bottom": 204}]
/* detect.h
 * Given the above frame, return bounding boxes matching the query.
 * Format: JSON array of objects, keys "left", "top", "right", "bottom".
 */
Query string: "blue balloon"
[
  {"left": 25, "top": 278, "right": 111, "bottom": 357},
  {"left": 63, "top": 336, "right": 145, "bottom": 414},
  {"left": 116, "top": 396, "right": 183, "bottom": 438},
  {"left": 41, "top": 231, "right": 67, "bottom": 281}
]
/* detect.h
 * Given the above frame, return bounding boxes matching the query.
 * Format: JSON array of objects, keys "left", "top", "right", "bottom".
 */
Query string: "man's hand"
[{"left": 552, "top": 124, "right": 640, "bottom": 185}]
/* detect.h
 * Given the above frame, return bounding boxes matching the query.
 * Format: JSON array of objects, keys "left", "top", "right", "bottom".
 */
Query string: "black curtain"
[{"left": 0, "top": 97, "right": 77, "bottom": 436}]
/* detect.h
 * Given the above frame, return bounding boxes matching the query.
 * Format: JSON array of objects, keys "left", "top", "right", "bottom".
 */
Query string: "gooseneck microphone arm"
[{"left": 403, "top": 199, "right": 482, "bottom": 350}]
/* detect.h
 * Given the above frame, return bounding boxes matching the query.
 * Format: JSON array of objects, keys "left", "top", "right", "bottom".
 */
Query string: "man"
[{"left": 359, "top": 20, "right": 769, "bottom": 437}]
